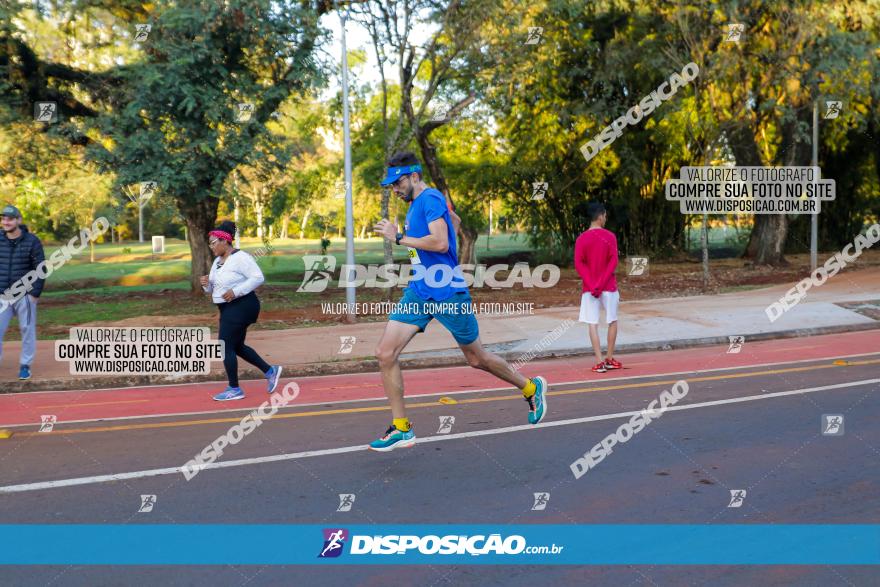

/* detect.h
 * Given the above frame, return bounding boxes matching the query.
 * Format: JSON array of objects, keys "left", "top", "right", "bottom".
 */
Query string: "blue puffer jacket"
[{"left": 0, "top": 225, "right": 46, "bottom": 297}]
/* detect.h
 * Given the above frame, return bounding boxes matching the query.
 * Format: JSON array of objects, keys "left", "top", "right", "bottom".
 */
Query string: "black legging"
[{"left": 217, "top": 292, "right": 271, "bottom": 387}]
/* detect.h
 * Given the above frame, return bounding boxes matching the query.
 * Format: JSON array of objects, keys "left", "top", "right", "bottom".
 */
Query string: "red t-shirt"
[{"left": 574, "top": 228, "right": 618, "bottom": 294}]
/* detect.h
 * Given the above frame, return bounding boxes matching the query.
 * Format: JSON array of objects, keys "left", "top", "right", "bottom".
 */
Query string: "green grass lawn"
[
  {"left": 43, "top": 233, "right": 534, "bottom": 293},
  {"left": 44, "top": 228, "right": 739, "bottom": 294},
  {"left": 686, "top": 225, "right": 750, "bottom": 253}
]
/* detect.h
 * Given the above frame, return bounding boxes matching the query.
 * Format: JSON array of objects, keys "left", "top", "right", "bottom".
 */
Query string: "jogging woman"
[{"left": 200, "top": 220, "right": 282, "bottom": 400}]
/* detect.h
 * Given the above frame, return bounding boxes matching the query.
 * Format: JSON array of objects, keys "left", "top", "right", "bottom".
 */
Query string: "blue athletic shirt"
[{"left": 404, "top": 187, "right": 467, "bottom": 301}]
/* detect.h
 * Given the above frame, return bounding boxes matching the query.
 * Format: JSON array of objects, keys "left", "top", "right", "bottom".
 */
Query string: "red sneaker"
[
  {"left": 604, "top": 358, "right": 623, "bottom": 370},
  {"left": 591, "top": 362, "right": 607, "bottom": 373}
]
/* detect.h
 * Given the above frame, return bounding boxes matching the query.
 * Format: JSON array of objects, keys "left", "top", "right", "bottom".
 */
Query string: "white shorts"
[{"left": 578, "top": 290, "right": 620, "bottom": 325}]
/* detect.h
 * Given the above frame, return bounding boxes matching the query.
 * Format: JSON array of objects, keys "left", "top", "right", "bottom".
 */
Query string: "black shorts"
[{"left": 217, "top": 291, "right": 260, "bottom": 325}]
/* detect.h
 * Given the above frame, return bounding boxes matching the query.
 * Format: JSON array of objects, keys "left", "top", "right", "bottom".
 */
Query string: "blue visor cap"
[{"left": 380, "top": 164, "right": 422, "bottom": 186}]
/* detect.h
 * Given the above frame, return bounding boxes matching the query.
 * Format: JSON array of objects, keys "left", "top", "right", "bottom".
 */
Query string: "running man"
[
  {"left": 574, "top": 202, "right": 621, "bottom": 373},
  {"left": 369, "top": 151, "right": 548, "bottom": 451}
]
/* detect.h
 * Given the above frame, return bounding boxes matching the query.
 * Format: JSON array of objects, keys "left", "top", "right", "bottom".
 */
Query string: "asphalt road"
[{"left": 0, "top": 335, "right": 878, "bottom": 586}]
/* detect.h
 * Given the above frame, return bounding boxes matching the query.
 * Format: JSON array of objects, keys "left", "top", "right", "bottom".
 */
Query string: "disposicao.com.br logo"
[
  {"left": 318, "top": 529, "right": 563, "bottom": 558},
  {"left": 297, "top": 255, "right": 560, "bottom": 293}
]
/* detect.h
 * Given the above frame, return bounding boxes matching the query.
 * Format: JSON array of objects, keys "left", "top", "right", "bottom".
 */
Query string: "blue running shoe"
[
  {"left": 266, "top": 365, "right": 282, "bottom": 393},
  {"left": 525, "top": 376, "right": 548, "bottom": 424},
  {"left": 213, "top": 386, "right": 245, "bottom": 401},
  {"left": 18, "top": 365, "right": 31, "bottom": 380},
  {"left": 368, "top": 424, "right": 416, "bottom": 452}
]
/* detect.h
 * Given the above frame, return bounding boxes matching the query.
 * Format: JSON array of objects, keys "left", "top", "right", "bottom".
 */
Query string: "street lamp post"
[
  {"left": 810, "top": 100, "right": 818, "bottom": 272},
  {"left": 339, "top": 8, "right": 356, "bottom": 323},
  {"left": 810, "top": 74, "right": 826, "bottom": 272}
]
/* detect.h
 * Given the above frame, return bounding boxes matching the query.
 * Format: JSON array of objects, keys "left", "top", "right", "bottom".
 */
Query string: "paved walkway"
[{"left": 1, "top": 266, "right": 878, "bottom": 392}]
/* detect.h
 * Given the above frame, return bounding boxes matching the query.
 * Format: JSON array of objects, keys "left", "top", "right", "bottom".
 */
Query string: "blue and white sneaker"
[
  {"left": 368, "top": 425, "right": 416, "bottom": 452},
  {"left": 213, "top": 386, "right": 245, "bottom": 401},
  {"left": 18, "top": 365, "right": 31, "bottom": 381},
  {"left": 265, "top": 366, "right": 282, "bottom": 393},
  {"left": 525, "top": 376, "right": 548, "bottom": 425}
]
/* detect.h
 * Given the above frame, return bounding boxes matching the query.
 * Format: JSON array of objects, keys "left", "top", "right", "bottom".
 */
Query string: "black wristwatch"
[{"left": 395, "top": 232, "right": 403, "bottom": 245}]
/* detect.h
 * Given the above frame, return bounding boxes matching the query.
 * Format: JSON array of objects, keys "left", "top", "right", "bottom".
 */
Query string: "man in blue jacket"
[{"left": 0, "top": 205, "right": 45, "bottom": 380}]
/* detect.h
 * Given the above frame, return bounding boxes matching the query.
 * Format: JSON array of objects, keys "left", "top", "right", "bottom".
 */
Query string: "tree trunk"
[
  {"left": 733, "top": 113, "right": 807, "bottom": 266},
  {"left": 416, "top": 130, "right": 450, "bottom": 197},
  {"left": 299, "top": 208, "right": 311, "bottom": 239},
  {"left": 744, "top": 111, "right": 808, "bottom": 265},
  {"left": 459, "top": 223, "right": 479, "bottom": 266},
  {"left": 255, "top": 196, "right": 264, "bottom": 240},
  {"left": 747, "top": 215, "right": 789, "bottom": 265},
  {"left": 280, "top": 213, "right": 290, "bottom": 239},
  {"left": 181, "top": 197, "right": 220, "bottom": 293},
  {"left": 380, "top": 188, "right": 394, "bottom": 301},
  {"left": 381, "top": 188, "right": 392, "bottom": 263},
  {"left": 871, "top": 116, "right": 880, "bottom": 196},
  {"left": 414, "top": 129, "right": 481, "bottom": 264},
  {"left": 233, "top": 196, "right": 241, "bottom": 248}
]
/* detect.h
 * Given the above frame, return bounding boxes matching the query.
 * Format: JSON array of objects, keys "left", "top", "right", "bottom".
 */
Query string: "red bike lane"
[{"left": 0, "top": 329, "right": 876, "bottom": 428}]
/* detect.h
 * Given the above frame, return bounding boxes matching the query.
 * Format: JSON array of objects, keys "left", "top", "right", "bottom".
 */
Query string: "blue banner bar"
[{"left": 1, "top": 525, "right": 877, "bottom": 565}]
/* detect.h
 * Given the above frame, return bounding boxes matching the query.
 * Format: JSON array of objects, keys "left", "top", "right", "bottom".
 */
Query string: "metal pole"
[
  {"left": 232, "top": 174, "right": 241, "bottom": 249},
  {"left": 340, "top": 9, "right": 357, "bottom": 322},
  {"left": 810, "top": 101, "right": 818, "bottom": 271},
  {"left": 487, "top": 201, "right": 492, "bottom": 250}
]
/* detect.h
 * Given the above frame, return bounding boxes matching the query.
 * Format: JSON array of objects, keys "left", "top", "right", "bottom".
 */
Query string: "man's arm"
[
  {"left": 573, "top": 236, "right": 593, "bottom": 292},
  {"left": 401, "top": 217, "right": 449, "bottom": 253},
  {"left": 29, "top": 236, "right": 46, "bottom": 298},
  {"left": 593, "top": 235, "right": 619, "bottom": 292},
  {"left": 373, "top": 218, "right": 450, "bottom": 253}
]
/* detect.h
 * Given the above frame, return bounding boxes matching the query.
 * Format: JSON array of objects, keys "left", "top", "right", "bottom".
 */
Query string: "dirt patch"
[{"left": 79, "top": 314, "right": 215, "bottom": 328}]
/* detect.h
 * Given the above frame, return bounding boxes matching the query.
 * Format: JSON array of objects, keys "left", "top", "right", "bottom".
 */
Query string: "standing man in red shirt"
[{"left": 574, "top": 203, "right": 621, "bottom": 373}]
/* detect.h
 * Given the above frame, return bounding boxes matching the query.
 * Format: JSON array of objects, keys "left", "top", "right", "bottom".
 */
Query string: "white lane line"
[
  {"left": 2, "top": 351, "right": 877, "bottom": 429},
  {"left": 0, "top": 378, "right": 876, "bottom": 495}
]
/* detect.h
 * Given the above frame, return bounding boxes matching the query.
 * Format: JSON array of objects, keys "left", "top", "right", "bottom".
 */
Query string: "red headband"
[{"left": 209, "top": 230, "right": 233, "bottom": 243}]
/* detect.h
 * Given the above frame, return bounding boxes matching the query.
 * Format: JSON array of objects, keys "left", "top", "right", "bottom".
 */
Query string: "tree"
[
  {"left": 2, "top": 0, "right": 329, "bottom": 291},
  {"left": 352, "top": 0, "right": 492, "bottom": 264}
]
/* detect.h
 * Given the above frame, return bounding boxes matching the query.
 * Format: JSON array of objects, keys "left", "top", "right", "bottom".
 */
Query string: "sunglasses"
[{"left": 391, "top": 173, "right": 412, "bottom": 188}]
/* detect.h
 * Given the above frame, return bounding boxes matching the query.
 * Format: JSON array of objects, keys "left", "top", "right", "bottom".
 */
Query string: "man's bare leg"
[
  {"left": 374, "top": 320, "right": 421, "bottom": 420},
  {"left": 588, "top": 324, "right": 603, "bottom": 364},
  {"left": 459, "top": 336, "right": 548, "bottom": 424},
  {"left": 459, "top": 337, "right": 529, "bottom": 389},
  {"left": 606, "top": 321, "right": 618, "bottom": 360}
]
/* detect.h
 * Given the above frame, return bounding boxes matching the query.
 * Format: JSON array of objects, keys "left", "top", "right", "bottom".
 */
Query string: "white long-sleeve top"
[{"left": 202, "top": 250, "right": 265, "bottom": 304}]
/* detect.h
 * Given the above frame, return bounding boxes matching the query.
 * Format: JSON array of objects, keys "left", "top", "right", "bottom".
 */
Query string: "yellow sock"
[
  {"left": 393, "top": 417, "right": 411, "bottom": 432},
  {"left": 521, "top": 379, "right": 536, "bottom": 398}
]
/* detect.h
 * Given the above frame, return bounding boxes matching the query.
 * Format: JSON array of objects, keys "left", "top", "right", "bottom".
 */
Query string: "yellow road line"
[
  {"left": 36, "top": 400, "right": 150, "bottom": 409},
  {"left": 14, "top": 359, "right": 879, "bottom": 438}
]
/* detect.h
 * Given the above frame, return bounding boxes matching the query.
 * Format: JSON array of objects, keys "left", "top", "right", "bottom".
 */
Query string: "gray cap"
[{"left": 1, "top": 205, "right": 21, "bottom": 218}]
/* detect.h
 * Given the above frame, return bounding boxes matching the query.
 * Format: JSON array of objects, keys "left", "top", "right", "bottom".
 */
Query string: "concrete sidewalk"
[{"left": 2, "top": 266, "right": 879, "bottom": 392}]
